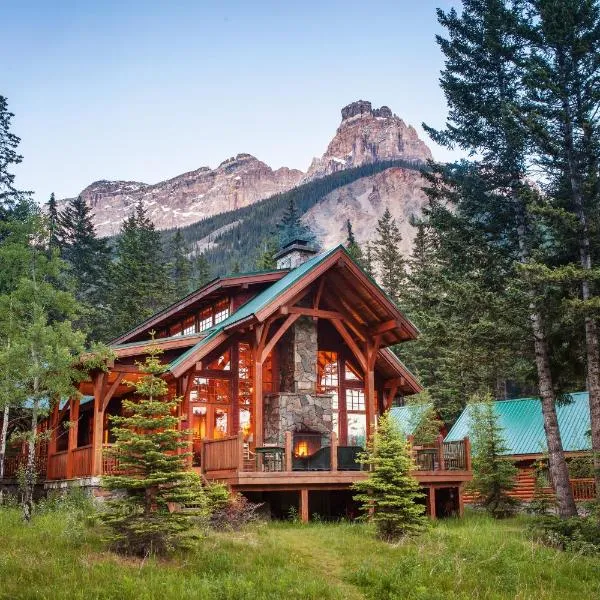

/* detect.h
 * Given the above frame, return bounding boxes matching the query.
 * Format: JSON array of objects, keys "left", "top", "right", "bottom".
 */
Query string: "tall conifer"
[
  {"left": 167, "top": 229, "right": 192, "bottom": 300},
  {"left": 373, "top": 208, "right": 404, "bottom": 305}
]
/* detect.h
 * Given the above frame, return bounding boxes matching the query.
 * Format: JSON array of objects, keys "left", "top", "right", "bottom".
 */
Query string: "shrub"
[
  {"left": 529, "top": 515, "right": 600, "bottom": 555},
  {"left": 209, "top": 490, "right": 264, "bottom": 530}
]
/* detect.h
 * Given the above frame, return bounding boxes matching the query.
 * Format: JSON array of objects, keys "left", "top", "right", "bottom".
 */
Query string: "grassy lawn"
[{"left": 1, "top": 508, "right": 599, "bottom": 600}]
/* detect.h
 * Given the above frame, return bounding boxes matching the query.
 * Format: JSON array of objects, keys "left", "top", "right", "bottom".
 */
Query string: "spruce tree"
[
  {"left": 277, "top": 196, "right": 315, "bottom": 248},
  {"left": 109, "top": 202, "right": 170, "bottom": 338},
  {"left": 167, "top": 229, "right": 192, "bottom": 300},
  {"left": 59, "top": 195, "right": 111, "bottom": 337},
  {"left": 352, "top": 412, "right": 427, "bottom": 540},
  {"left": 192, "top": 252, "right": 212, "bottom": 289},
  {"left": 255, "top": 236, "right": 279, "bottom": 270},
  {"left": 46, "top": 193, "right": 62, "bottom": 251},
  {"left": 373, "top": 208, "right": 404, "bottom": 304},
  {"left": 103, "top": 341, "right": 209, "bottom": 556},
  {"left": 429, "top": 0, "right": 578, "bottom": 517},
  {"left": 363, "top": 242, "right": 375, "bottom": 278},
  {"left": 468, "top": 394, "right": 519, "bottom": 518},
  {"left": 0, "top": 95, "right": 29, "bottom": 218},
  {"left": 345, "top": 219, "right": 364, "bottom": 266}
]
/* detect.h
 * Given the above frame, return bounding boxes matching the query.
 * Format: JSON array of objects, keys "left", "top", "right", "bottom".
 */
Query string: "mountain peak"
[{"left": 341, "top": 100, "right": 393, "bottom": 121}]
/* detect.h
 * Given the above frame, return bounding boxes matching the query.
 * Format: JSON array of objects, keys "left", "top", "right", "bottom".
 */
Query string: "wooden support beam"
[
  {"left": 437, "top": 434, "right": 445, "bottom": 471},
  {"left": 384, "top": 383, "right": 399, "bottom": 411},
  {"left": 254, "top": 358, "right": 264, "bottom": 448},
  {"left": 321, "top": 291, "right": 368, "bottom": 341},
  {"left": 384, "top": 376, "right": 407, "bottom": 389},
  {"left": 91, "top": 371, "right": 105, "bottom": 476},
  {"left": 464, "top": 437, "right": 472, "bottom": 472},
  {"left": 429, "top": 487, "right": 437, "bottom": 519},
  {"left": 66, "top": 396, "right": 79, "bottom": 479},
  {"left": 330, "top": 431, "right": 338, "bottom": 472},
  {"left": 371, "top": 319, "right": 401, "bottom": 335},
  {"left": 260, "top": 314, "right": 300, "bottom": 363},
  {"left": 287, "top": 307, "right": 343, "bottom": 320},
  {"left": 300, "top": 488, "right": 309, "bottom": 523},
  {"left": 101, "top": 372, "right": 125, "bottom": 412},
  {"left": 313, "top": 277, "right": 325, "bottom": 310},
  {"left": 285, "top": 431, "right": 292, "bottom": 472},
  {"left": 330, "top": 319, "right": 367, "bottom": 372}
]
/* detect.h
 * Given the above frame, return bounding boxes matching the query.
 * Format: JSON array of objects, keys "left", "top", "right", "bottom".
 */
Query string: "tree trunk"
[
  {"left": 23, "top": 367, "right": 39, "bottom": 522},
  {"left": 0, "top": 404, "right": 9, "bottom": 504},
  {"left": 516, "top": 206, "right": 578, "bottom": 517},
  {"left": 530, "top": 307, "right": 578, "bottom": 517},
  {"left": 561, "top": 89, "right": 600, "bottom": 501}
]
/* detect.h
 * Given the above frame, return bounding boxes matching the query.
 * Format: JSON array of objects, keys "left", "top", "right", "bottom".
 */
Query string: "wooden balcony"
[{"left": 199, "top": 432, "right": 472, "bottom": 491}]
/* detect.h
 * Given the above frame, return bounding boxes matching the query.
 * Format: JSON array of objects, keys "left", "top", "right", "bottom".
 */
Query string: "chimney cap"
[{"left": 273, "top": 239, "right": 318, "bottom": 260}]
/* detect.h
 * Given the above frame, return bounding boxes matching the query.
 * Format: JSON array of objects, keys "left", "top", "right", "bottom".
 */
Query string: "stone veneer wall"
[{"left": 264, "top": 392, "right": 333, "bottom": 445}]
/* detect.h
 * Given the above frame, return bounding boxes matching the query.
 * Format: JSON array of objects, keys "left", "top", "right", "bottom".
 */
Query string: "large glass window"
[{"left": 317, "top": 351, "right": 339, "bottom": 437}]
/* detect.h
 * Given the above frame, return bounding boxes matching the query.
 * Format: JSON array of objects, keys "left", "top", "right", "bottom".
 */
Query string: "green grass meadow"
[{"left": 1, "top": 508, "right": 599, "bottom": 600}]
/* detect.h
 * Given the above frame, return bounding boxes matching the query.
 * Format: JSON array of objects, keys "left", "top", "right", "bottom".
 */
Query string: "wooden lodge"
[
  {"left": 446, "top": 393, "right": 596, "bottom": 503},
  {"left": 9, "top": 241, "right": 472, "bottom": 521}
]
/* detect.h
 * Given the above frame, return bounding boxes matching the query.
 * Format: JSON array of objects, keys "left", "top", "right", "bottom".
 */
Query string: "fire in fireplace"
[{"left": 293, "top": 430, "right": 322, "bottom": 458}]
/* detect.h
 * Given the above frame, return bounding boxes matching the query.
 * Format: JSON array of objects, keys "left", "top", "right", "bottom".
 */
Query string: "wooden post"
[
  {"left": 330, "top": 431, "right": 338, "bottom": 471},
  {"left": 437, "top": 434, "right": 445, "bottom": 471},
  {"left": 464, "top": 436, "right": 472, "bottom": 471},
  {"left": 365, "top": 367, "right": 376, "bottom": 440},
  {"left": 238, "top": 430, "right": 245, "bottom": 472},
  {"left": 254, "top": 360, "right": 264, "bottom": 448},
  {"left": 300, "top": 488, "right": 309, "bottom": 523},
  {"left": 284, "top": 431, "right": 292, "bottom": 472},
  {"left": 458, "top": 485, "right": 465, "bottom": 517},
  {"left": 91, "top": 371, "right": 105, "bottom": 476},
  {"left": 428, "top": 487, "right": 437, "bottom": 519},
  {"left": 231, "top": 343, "right": 240, "bottom": 434},
  {"left": 66, "top": 396, "right": 79, "bottom": 479}
]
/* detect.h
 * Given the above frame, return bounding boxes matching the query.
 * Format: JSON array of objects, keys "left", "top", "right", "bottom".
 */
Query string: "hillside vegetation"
[{"left": 161, "top": 159, "right": 425, "bottom": 275}]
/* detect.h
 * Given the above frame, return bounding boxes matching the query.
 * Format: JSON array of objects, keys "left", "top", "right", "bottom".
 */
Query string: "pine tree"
[
  {"left": 192, "top": 252, "right": 212, "bottom": 290},
  {"left": 167, "top": 229, "right": 192, "bottom": 300},
  {"left": 468, "top": 394, "right": 519, "bottom": 518},
  {"left": 352, "top": 412, "right": 428, "bottom": 541},
  {"left": 429, "top": 0, "right": 578, "bottom": 517},
  {"left": 0, "top": 96, "right": 30, "bottom": 218},
  {"left": 0, "top": 211, "right": 89, "bottom": 520},
  {"left": 277, "top": 196, "right": 315, "bottom": 248},
  {"left": 255, "top": 237, "right": 279, "bottom": 270},
  {"left": 373, "top": 208, "right": 404, "bottom": 305},
  {"left": 46, "top": 193, "right": 62, "bottom": 251},
  {"left": 345, "top": 219, "right": 364, "bottom": 266},
  {"left": 103, "top": 340, "right": 209, "bottom": 556},
  {"left": 364, "top": 242, "right": 375, "bottom": 278},
  {"left": 109, "top": 202, "right": 170, "bottom": 338}
]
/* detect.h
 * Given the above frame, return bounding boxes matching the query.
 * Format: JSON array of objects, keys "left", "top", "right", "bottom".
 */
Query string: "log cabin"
[
  {"left": 446, "top": 393, "right": 595, "bottom": 503},
  {"left": 17, "top": 241, "right": 472, "bottom": 521}
]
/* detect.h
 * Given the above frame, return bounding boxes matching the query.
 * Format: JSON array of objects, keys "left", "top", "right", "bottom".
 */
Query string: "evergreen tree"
[
  {"left": 167, "top": 229, "right": 192, "bottom": 300},
  {"left": 46, "top": 193, "right": 62, "bottom": 251},
  {"left": 255, "top": 236, "right": 279, "bottom": 270},
  {"left": 345, "top": 219, "right": 364, "bottom": 266},
  {"left": 363, "top": 242, "right": 375, "bottom": 279},
  {"left": 0, "top": 211, "right": 88, "bottom": 520},
  {"left": 373, "top": 208, "right": 404, "bottom": 304},
  {"left": 277, "top": 196, "right": 316, "bottom": 248},
  {"left": 192, "top": 252, "right": 212, "bottom": 290},
  {"left": 429, "top": 0, "right": 578, "bottom": 517},
  {"left": 103, "top": 340, "right": 209, "bottom": 556},
  {"left": 59, "top": 195, "right": 111, "bottom": 337},
  {"left": 109, "top": 202, "right": 170, "bottom": 338},
  {"left": 231, "top": 260, "right": 241, "bottom": 275},
  {"left": 468, "top": 394, "right": 519, "bottom": 518},
  {"left": 352, "top": 412, "right": 428, "bottom": 541},
  {"left": 0, "top": 96, "right": 29, "bottom": 218}
]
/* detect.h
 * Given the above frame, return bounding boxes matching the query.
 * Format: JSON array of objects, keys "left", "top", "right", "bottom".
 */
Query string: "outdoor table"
[{"left": 255, "top": 446, "right": 285, "bottom": 472}]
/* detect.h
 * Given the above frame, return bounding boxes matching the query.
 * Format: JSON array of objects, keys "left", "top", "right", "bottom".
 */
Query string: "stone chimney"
[{"left": 274, "top": 239, "right": 318, "bottom": 270}]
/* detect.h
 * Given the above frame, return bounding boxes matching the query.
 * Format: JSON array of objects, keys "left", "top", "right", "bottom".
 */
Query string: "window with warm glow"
[
  {"left": 317, "top": 351, "right": 339, "bottom": 436},
  {"left": 198, "top": 307, "right": 213, "bottom": 332},
  {"left": 182, "top": 315, "right": 195, "bottom": 335},
  {"left": 214, "top": 299, "right": 230, "bottom": 324}
]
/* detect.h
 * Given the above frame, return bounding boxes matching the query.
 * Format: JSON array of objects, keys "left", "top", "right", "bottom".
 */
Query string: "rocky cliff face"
[
  {"left": 302, "top": 166, "right": 427, "bottom": 256},
  {"left": 62, "top": 154, "right": 303, "bottom": 237},
  {"left": 61, "top": 100, "right": 432, "bottom": 249},
  {"left": 304, "top": 100, "right": 432, "bottom": 182}
]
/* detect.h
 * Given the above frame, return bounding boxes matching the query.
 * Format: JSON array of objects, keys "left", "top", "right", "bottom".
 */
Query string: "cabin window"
[
  {"left": 191, "top": 377, "right": 230, "bottom": 403},
  {"left": 182, "top": 316, "right": 195, "bottom": 335},
  {"left": 206, "top": 349, "right": 231, "bottom": 371},
  {"left": 198, "top": 307, "right": 213, "bottom": 332},
  {"left": 347, "top": 413, "right": 367, "bottom": 447},
  {"left": 317, "top": 351, "right": 339, "bottom": 436},
  {"left": 169, "top": 322, "right": 183, "bottom": 337},
  {"left": 346, "top": 389, "right": 365, "bottom": 411},
  {"left": 214, "top": 299, "right": 230, "bottom": 324},
  {"left": 344, "top": 362, "right": 363, "bottom": 382}
]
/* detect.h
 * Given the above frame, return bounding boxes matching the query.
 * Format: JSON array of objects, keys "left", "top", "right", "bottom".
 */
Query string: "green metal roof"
[
  {"left": 445, "top": 392, "right": 591, "bottom": 455},
  {"left": 168, "top": 246, "right": 342, "bottom": 372},
  {"left": 390, "top": 403, "right": 433, "bottom": 436}
]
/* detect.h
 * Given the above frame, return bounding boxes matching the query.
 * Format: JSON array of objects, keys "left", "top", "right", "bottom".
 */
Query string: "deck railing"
[
  {"left": 571, "top": 478, "right": 596, "bottom": 501},
  {"left": 71, "top": 446, "right": 93, "bottom": 478},
  {"left": 410, "top": 436, "right": 471, "bottom": 472},
  {"left": 202, "top": 435, "right": 243, "bottom": 474},
  {"left": 47, "top": 451, "right": 68, "bottom": 480}
]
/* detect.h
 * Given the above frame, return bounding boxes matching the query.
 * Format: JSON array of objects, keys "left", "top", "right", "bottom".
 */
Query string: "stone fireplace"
[{"left": 263, "top": 315, "right": 333, "bottom": 449}]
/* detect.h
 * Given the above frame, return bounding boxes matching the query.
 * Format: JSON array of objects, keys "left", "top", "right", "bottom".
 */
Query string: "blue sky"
[{"left": 2, "top": 0, "right": 462, "bottom": 203}]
